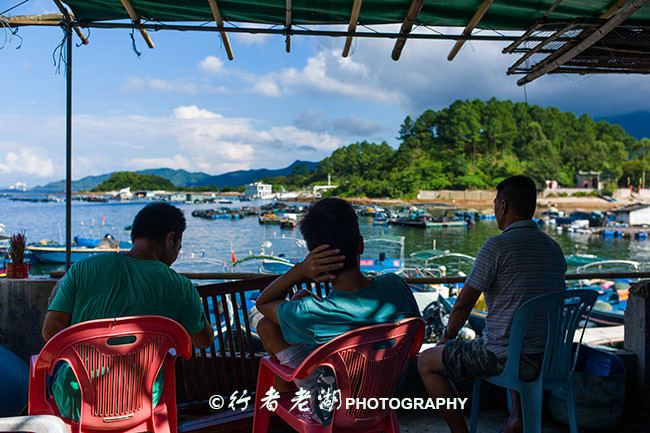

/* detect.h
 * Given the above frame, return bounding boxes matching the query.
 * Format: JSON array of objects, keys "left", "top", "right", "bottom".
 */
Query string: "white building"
[
  {"left": 9, "top": 182, "right": 27, "bottom": 191},
  {"left": 245, "top": 182, "right": 273, "bottom": 199},
  {"left": 612, "top": 204, "right": 650, "bottom": 225}
]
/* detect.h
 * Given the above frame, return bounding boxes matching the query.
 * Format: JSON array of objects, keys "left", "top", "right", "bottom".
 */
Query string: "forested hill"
[{"left": 267, "top": 98, "right": 648, "bottom": 198}]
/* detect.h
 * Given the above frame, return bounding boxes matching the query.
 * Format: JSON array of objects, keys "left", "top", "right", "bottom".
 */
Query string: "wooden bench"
[{"left": 177, "top": 276, "right": 332, "bottom": 433}]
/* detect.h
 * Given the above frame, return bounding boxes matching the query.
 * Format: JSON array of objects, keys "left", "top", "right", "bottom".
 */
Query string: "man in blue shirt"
[
  {"left": 255, "top": 197, "right": 421, "bottom": 423},
  {"left": 418, "top": 175, "right": 566, "bottom": 433}
]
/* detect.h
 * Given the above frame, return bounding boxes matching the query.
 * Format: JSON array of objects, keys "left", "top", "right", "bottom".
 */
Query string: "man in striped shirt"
[{"left": 418, "top": 175, "right": 567, "bottom": 433}]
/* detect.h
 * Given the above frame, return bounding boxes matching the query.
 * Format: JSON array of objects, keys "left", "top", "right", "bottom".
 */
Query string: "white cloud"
[
  {"left": 0, "top": 106, "right": 342, "bottom": 184},
  {"left": 246, "top": 49, "right": 403, "bottom": 103},
  {"left": 0, "top": 146, "right": 54, "bottom": 178},
  {"left": 199, "top": 55, "right": 224, "bottom": 75}
]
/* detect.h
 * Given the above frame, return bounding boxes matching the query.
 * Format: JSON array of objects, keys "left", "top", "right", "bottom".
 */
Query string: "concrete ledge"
[{"left": 0, "top": 277, "right": 57, "bottom": 362}]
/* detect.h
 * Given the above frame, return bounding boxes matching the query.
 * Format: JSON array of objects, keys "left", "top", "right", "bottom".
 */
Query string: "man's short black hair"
[
  {"left": 300, "top": 198, "right": 361, "bottom": 273},
  {"left": 131, "top": 202, "right": 186, "bottom": 243},
  {"left": 496, "top": 175, "right": 537, "bottom": 219}
]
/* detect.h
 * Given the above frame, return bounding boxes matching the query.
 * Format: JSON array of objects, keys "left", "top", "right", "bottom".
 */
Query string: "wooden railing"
[{"left": 176, "top": 275, "right": 332, "bottom": 425}]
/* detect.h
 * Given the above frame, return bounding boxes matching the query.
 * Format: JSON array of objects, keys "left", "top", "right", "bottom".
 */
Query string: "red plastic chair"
[
  {"left": 28, "top": 316, "right": 192, "bottom": 433},
  {"left": 252, "top": 317, "right": 425, "bottom": 433}
]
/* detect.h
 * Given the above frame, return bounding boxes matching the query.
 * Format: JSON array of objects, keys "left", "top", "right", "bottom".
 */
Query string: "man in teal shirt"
[
  {"left": 43, "top": 202, "right": 213, "bottom": 421},
  {"left": 256, "top": 198, "right": 421, "bottom": 424}
]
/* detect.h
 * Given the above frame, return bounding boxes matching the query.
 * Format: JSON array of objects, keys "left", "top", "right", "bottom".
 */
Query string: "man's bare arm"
[
  {"left": 191, "top": 321, "right": 214, "bottom": 349},
  {"left": 441, "top": 284, "right": 482, "bottom": 343},
  {"left": 42, "top": 311, "right": 71, "bottom": 341},
  {"left": 256, "top": 245, "right": 343, "bottom": 324}
]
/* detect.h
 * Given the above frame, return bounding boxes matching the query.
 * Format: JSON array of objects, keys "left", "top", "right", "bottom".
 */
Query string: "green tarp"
[{"left": 62, "top": 0, "right": 650, "bottom": 29}]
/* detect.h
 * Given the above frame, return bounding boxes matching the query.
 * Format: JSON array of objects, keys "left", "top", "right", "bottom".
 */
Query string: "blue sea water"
[{"left": 1, "top": 196, "right": 649, "bottom": 275}]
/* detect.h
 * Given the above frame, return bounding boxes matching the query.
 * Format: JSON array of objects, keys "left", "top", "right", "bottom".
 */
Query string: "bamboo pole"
[
  {"left": 119, "top": 0, "right": 154, "bottom": 49},
  {"left": 285, "top": 0, "right": 292, "bottom": 53},
  {"left": 207, "top": 0, "right": 234, "bottom": 60},
  {"left": 601, "top": 0, "right": 629, "bottom": 18},
  {"left": 7, "top": 16, "right": 62, "bottom": 26},
  {"left": 507, "top": 21, "right": 577, "bottom": 75},
  {"left": 51, "top": 0, "right": 88, "bottom": 44},
  {"left": 447, "top": 0, "right": 494, "bottom": 61},
  {"left": 518, "top": 0, "right": 649, "bottom": 85},
  {"left": 342, "top": 0, "right": 363, "bottom": 57},
  {"left": 391, "top": 0, "right": 426, "bottom": 61}
]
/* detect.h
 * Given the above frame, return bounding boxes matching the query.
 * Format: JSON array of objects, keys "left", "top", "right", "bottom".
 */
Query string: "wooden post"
[
  {"left": 119, "top": 0, "right": 155, "bottom": 49},
  {"left": 391, "top": 0, "right": 426, "bottom": 61},
  {"left": 447, "top": 0, "right": 494, "bottom": 61},
  {"left": 65, "top": 22, "right": 72, "bottom": 270},
  {"left": 342, "top": 0, "right": 363, "bottom": 57},
  {"left": 624, "top": 281, "right": 650, "bottom": 411},
  {"left": 208, "top": 0, "right": 234, "bottom": 60},
  {"left": 285, "top": 0, "right": 292, "bottom": 53}
]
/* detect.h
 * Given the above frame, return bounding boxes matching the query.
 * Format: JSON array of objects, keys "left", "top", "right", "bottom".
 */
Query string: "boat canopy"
[
  {"left": 410, "top": 249, "right": 450, "bottom": 260},
  {"left": 365, "top": 235, "right": 405, "bottom": 246}
]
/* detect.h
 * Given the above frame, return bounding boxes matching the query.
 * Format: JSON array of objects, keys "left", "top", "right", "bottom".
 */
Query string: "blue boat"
[{"left": 27, "top": 235, "right": 132, "bottom": 263}]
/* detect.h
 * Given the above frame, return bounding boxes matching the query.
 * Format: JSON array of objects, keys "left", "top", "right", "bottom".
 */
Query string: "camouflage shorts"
[
  {"left": 441, "top": 337, "right": 504, "bottom": 380},
  {"left": 441, "top": 337, "right": 543, "bottom": 382}
]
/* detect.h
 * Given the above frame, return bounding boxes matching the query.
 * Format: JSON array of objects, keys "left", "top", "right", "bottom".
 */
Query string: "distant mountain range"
[
  {"left": 32, "top": 160, "right": 318, "bottom": 192},
  {"left": 191, "top": 160, "right": 318, "bottom": 187},
  {"left": 598, "top": 111, "right": 650, "bottom": 140}
]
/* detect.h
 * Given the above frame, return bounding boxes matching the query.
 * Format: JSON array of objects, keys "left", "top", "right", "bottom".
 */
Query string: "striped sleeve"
[{"left": 465, "top": 238, "right": 499, "bottom": 293}]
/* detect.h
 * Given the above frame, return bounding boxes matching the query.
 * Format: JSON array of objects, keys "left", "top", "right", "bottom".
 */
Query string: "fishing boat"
[
  {"left": 27, "top": 235, "right": 131, "bottom": 264},
  {"left": 409, "top": 248, "right": 476, "bottom": 277},
  {"left": 360, "top": 235, "right": 405, "bottom": 275},
  {"left": 572, "top": 259, "right": 641, "bottom": 326}
]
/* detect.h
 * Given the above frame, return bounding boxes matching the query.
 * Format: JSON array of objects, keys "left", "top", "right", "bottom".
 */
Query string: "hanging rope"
[
  {"left": 129, "top": 27, "right": 142, "bottom": 57},
  {"left": 0, "top": 14, "right": 23, "bottom": 49},
  {"left": 52, "top": 27, "right": 67, "bottom": 74},
  {"left": 76, "top": 26, "right": 90, "bottom": 47}
]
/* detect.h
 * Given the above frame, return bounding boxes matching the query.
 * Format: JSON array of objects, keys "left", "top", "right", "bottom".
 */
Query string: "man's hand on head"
[{"left": 297, "top": 244, "right": 345, "bottom": 282}]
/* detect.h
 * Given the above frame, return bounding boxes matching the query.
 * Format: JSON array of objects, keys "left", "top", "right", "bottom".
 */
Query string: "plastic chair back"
[
  {"left": 262, "top": 317, "right": 424, "bottom": 432},
  {"left": 29, "top": 316, "right": 192, "bottom": 433},
  {"left": 501, "top": 289, "right": 598, "bottom": 384}
]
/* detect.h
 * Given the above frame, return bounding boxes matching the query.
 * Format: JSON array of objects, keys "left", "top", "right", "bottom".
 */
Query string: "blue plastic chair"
[{"left": 469, "top": 289, "right": 598, "bottom": 433}]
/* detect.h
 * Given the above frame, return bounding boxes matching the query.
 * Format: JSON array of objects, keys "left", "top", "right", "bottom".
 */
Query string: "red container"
[{"left": 7, "top": 263, "right": 29, "bottom": 279}]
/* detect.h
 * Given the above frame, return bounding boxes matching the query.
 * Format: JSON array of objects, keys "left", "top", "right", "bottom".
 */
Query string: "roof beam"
[
  {"left": 391, "top": 0, "right": 426, "bottom": 61},
  {"left": 503, "top": 0, "right": 564, "bottom": 53},
  {"left": 119, "top": 0, "right": 154, "bottom": 49},
  {"left": 507, "top": 20, "right": 577, "bottom": 74},
  {"left": 207, "top": 0, "right": 234, "bottom": 60},
  {"left": 518, "top": 0, "right": 649, "bottom": 85},
  {"left": 447, "top": 0, "right": 494, "bottom": 61},
  {"left": 342, "top": 0, "right": 363, "bottom": 57},
  {"left": 285, "top": 0, "right": 292, "bottom": 52},
  {"left": 52, "top": 0, "right": 88, "bottom": 45},
  {"left": 601, "top": 0, "right": 629, "bottom": 18}
]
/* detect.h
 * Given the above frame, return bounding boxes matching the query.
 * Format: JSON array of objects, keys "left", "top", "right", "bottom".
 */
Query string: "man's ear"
[
  {"left": 358, "top": 236, "right": 364, "bottom": 256},
  {"left": 165, "top": 231, "right": 175, "bottom": 248}
]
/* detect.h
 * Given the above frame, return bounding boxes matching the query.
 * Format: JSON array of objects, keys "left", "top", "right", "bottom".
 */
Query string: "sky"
[{"left": 2, "top": 0, "right": 650, "bottom": 189}]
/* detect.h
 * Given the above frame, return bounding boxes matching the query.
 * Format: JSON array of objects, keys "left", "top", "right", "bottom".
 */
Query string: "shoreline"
[{"left": 295, "top": 195, "right": 629, "bottom": 212}]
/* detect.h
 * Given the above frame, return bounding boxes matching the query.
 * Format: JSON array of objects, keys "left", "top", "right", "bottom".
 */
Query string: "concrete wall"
[
  {"left": 417, "top": 190, "right": 496, "bottom": 201},
  {"left": 0, "top": 278, "right": 57, "bottom": 362}
]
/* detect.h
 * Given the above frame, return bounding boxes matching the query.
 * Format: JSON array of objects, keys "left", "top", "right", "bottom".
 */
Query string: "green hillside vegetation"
[
  {"left": 90, "top": 171, "right": 245, "bottom": 192},
  {"left": 91, "top": 172, "right": 176, "bottom": 192},
  {"left": 264, "top": 98, "right": 649, "bottom": 198}
]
